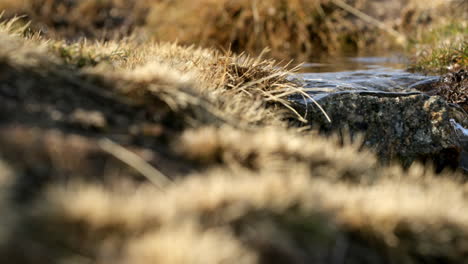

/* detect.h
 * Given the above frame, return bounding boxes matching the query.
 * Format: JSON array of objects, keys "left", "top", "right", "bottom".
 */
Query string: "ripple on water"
[{"left": 297, "top": 56, "right": 438, "bottom": 97}]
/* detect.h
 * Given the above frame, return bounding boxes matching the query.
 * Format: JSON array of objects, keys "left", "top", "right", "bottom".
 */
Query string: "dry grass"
[
  {"left": 0, "top": 0, "right": 149, "bottom": 39},
  {"left": 2, "top": 166, "right": 468, "bottom": 263},
  {"left": 409, "top": 21, "right": 468, "bottom": 73},
  {"left": 176, "top": 126, "right": 385, "bottom": 182},
  {"left": 0, "top": 17, "right": 307, "bottom": 127},
  {"left": 0, "top": 8, "right": 467, "bottom": 264}
]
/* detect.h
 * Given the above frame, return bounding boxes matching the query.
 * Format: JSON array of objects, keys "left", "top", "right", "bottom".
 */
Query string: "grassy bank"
[
  {"left": 1, "top": 0, "right": 466, "bottom": 63},
  {"left": 408, "top": 21, "right": 468, "bottom": 73}
]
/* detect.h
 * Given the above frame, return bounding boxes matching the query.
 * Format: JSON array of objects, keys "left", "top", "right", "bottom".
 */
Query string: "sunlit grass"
[{"left": 409, "top": 22, "right": 468, "bottom": 73}]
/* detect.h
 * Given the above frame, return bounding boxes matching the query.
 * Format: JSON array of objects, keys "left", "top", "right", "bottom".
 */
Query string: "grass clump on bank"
[{"left": 409, "top": 21, "right": 468, "bottom": 73}]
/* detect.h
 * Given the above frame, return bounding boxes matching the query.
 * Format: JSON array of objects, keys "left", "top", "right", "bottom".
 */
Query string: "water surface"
[{"left": 297, "top": 56, "right": 438, "bottom": 95}]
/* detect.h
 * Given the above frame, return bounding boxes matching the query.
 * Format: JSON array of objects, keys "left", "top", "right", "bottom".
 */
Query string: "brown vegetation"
[
  {"left": 0, "top": 0, "right": 149, "bottom": 39},
  {"left": 1, "top": 0, "right": 466, "bottom": 60},
  {"left": 409, "top": 21, "right": 467, "bottom": 73},
  {"left": 0, "top": 1, "right": 467, "bottom": 263}
]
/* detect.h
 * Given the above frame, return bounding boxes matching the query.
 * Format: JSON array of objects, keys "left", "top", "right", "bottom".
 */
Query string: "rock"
[{"left": 292, "top": 91, "right": 468, "bottom": 171}]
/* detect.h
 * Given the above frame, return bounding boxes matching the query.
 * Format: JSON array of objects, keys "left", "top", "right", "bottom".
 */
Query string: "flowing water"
[{"left": 297, "top": 55, "right": 438, "bottom": 97}]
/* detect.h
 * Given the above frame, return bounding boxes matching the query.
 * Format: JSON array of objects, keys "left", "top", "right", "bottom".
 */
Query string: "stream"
[{"left": 298, "top": 56, "right": 438, "bottom": 95}]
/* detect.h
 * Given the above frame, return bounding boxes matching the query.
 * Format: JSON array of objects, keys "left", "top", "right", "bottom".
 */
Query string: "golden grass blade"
[
  {"left": 293, "top": 90, "right": 332, "bottom": 123},
  {"left": 99, "top": 138, "right": 172, "bottom": 189}
]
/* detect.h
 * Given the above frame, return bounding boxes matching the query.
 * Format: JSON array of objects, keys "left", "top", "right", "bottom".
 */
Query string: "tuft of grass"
[{"left": 409, "top": 22, "right": 468, "bottom": 73}]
